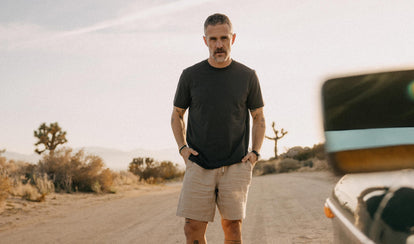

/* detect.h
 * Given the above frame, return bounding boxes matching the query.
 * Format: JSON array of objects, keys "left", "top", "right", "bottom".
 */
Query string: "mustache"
[{"left": 214, "top": 48, "right": 227, "bottom": 54}]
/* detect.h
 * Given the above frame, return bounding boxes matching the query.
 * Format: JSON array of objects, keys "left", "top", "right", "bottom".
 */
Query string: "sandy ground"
[{"left": 0, "top": 171, "right": 340, "bottom": 243}]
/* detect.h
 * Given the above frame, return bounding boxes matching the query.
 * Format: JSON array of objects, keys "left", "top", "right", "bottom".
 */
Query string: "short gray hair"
[{"left": 203, "top": 13, "right": 233, "bottom": 34}]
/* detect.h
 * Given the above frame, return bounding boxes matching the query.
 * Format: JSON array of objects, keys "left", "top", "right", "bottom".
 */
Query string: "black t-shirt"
[{"left": 173, "top": 59, "right": 264, "bottom": 169}]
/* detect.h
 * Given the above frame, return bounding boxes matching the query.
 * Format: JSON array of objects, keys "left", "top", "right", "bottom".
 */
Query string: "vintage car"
[{"left": 321, "top": 69, "right": 414, "bottom": 243}]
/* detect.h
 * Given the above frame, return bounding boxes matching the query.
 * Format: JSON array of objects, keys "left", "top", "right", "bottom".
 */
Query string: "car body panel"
[
  {"left": 321, "top": 69, "right": 414, "bottom": 243},
  {"left": 326, "top": 169, "right": 414, "bottom": 243}
]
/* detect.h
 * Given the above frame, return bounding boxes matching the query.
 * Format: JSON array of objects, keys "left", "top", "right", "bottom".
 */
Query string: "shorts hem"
[
  {"left": 220, "top": 214, "right": 245, "bottom": 221},
  {"left": 176, "top": 211, "right": 214, "bottom": 222}
]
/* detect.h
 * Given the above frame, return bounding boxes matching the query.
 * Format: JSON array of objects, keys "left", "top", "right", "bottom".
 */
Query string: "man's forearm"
[
  {"left": 251, "top": 109, "right": 266, "bottom": 152},
  {"left": 171, "top": 107, "right": 187, "bottom": 148}
]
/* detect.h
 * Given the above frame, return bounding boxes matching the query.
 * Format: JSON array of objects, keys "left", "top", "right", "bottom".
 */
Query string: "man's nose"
[{"left": 215, "top": 40, "right": 223, "bottom": 48}]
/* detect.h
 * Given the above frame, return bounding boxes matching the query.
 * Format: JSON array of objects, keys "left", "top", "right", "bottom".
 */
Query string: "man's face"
[{"left": 203, "top": 24, "right": 235, "bottom": 67}]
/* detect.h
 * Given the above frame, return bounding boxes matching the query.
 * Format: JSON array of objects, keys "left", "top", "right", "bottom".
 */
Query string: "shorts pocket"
[
  {"left": 185, "top": 158, "right": 194, "bottom": 169},
  {"left": 245, "top": 160, "right": 253, "bottom": 171}
]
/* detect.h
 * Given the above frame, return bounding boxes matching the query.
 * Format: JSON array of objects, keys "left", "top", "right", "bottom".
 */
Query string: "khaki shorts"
[{"left": 176, "top": 159, "right": 253, "bottom": 222}]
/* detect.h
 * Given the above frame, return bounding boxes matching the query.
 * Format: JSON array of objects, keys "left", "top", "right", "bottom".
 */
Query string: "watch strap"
[{"left": 252, "top": 150, "right": 260, "bottom": 158}]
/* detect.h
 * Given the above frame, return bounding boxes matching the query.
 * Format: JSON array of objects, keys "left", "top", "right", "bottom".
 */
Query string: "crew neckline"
[{"left": 205, "top": 59, "right": 234, "bottom": 70}]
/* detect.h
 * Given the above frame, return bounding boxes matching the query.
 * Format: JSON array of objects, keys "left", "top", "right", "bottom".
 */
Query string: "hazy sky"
[{"left": 1, "top": 0, "right": 413, "bottom": 160}]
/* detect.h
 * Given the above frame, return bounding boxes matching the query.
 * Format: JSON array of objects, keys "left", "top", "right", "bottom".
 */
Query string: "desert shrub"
[
  {"left": 98, "top": 168, "right": 114, "bottom": 193},
  {"left": 281, "top": 143, "right": 326, "bottom": 161},
  {"left": 38, "top": 148, "right": 114, "bottom": 193},
  {"left": 38, "top": 148, "right": 77, "bottom": 192},
  {"left": 128, "top": 157, "right": 149, "bottom": 180},
  {"left": 0, "top": 174, "right": 10, "bottom": 203},
  {"left": 293, "top": 147, "right": 313, "bottom": 161},
  {"left": 12, "top": 163, "right": 54, "bottom": 196},
  {"left": 252, "top": 143, "right": 328, "bottom": 176},
  {"left": 0, "top": 157, "right": 11, "bottom": 204},
  {"left": 72, "top": 155, "right": 104, "bottom": 192},
  {"left": 1, "top": 148, "right": 116, "bottom": 203},
  {"left": 0, "top": 157, "right": 20, "bottom": 182},
  {"left": 18, "top": 162, "right": 38, "bottom": 184},
  {"left": 303, "top": 160, "right": 314, "bottom": 168},
  {"left": 158, "top": 161, "right": 184, "bottom": 180},
  {"left": 129, "top": 157, "right": 184, "bottom": 183},
  {"left": 33, "top": 173, "right": 55, "bottom": 195},
  {"left": 312, "top": 143, "right": 326, "bottom": 160},
  {"left": 142, "top": 158, "right": 160, "bottom": 180},
  {"left": 253, "top": 160, "right": 278, "bottom": 176},
  {"left": 278, "top": 158, "right": 301, "bottom": 173},
  {"left": 262, "top": 162, "right": 277, "bottom": 174}
]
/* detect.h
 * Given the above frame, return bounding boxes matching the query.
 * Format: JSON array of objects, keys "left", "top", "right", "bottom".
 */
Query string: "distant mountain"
[
  {"left": 2, "top": 147, "right": 184, "bottom": 171},
  {"left": 3, "top": 151, "right": 41, "bottom": 164}
]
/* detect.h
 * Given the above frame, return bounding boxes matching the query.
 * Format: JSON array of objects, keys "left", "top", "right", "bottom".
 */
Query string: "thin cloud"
[{"left": 7, "top": 0, "right": 216, "bottom": 49}]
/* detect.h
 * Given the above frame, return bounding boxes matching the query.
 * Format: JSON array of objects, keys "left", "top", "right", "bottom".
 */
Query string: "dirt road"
[{"left": 0, "top": 171, "right": 339, "bottom": 243}]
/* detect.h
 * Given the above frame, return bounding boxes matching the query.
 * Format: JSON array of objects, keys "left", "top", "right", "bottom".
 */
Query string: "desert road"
[{"left": 0, "top": 171, "right": 339, "bottom": 244}]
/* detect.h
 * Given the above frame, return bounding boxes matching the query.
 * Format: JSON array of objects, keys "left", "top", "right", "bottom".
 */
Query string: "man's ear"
[
  {"left": 203, "top": 36, "right": 208, "bottom": 46},
  {"left": 231, "top": 33, "right": 236, "bottom": 45}
]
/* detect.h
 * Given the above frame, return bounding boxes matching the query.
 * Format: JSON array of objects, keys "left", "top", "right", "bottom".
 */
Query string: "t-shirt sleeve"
[
  {"left": 173, "top": 70, "right": 191, "bottom": 109},
  {"left": 247, "top": 70, "right": 264, "bottom": 109}
]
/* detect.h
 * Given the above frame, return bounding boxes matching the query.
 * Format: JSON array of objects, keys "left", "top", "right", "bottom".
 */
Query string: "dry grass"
[
  {"left": 113, "top": 171, "right": 139, "bottom": 186},
  {"left": 0, "top": 157, "right": 12, "bottom": 210},
  {"left": 0, "top": 174, "right": 10, "bottom": 203},
  {"left": 34, "top": 173, "right": 55, "bottom": 195},
  {"left": 10, "top": 182, "right": 44, "bottom": 202}
]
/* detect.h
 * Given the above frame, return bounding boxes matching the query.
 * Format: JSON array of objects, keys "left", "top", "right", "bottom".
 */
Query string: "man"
[{"left": 171, "top": 13, "right": 265, "bottom": 244}]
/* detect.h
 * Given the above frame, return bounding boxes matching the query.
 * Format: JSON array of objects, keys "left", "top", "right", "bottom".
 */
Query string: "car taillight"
[{"left": 324, "top": 203, "right": 335, "bottom": 218}]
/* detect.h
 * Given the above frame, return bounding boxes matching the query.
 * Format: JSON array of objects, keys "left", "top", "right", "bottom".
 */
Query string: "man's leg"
[
  {"left": 177, "top": 161, "right": 217, "bottom": 243},
  {"left": 184, "top": 218, "right": 208, "bottom": 244},
  {"left": 217, "top": 162, "right": 252, "bottom": 244},
  {"left": 221, "top": 219, "right": 242, "bottom": 244}
]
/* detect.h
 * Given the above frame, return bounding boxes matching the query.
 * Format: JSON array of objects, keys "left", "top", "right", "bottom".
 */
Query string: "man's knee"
[
  {"left": 184, "top": 218, "right": 207, "bottom": 237},
  {"left": 222, "top": 219, "right": 242, "bottom": 237}
]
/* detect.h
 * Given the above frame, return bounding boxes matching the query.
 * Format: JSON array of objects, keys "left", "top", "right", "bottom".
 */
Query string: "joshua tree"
[
  {"left": 266, "top": 122, "right": 288, "bottom": 159},
  {"left": 34, "top": 122, "right": 68, "bottom": 155}
]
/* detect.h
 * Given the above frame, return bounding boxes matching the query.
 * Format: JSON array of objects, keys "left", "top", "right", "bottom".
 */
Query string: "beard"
[{"left": 212, "top": 48, "right": 228, "bottom": 63}]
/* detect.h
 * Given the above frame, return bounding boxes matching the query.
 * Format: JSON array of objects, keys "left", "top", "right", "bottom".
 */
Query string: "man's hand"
[
  {"left": 242, "top": 152, "right": 258, "bottom": 165},
  {"left": 180, "top": 146, "right": 199, "bottom": 160}
]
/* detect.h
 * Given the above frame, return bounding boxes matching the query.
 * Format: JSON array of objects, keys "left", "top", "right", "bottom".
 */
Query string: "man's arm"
[
  {"left": 242, "top": 107, "right": 266, "bottom": 164},
  {"left": 171, "top": 106, "right": 198, "bottom": 160}
]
